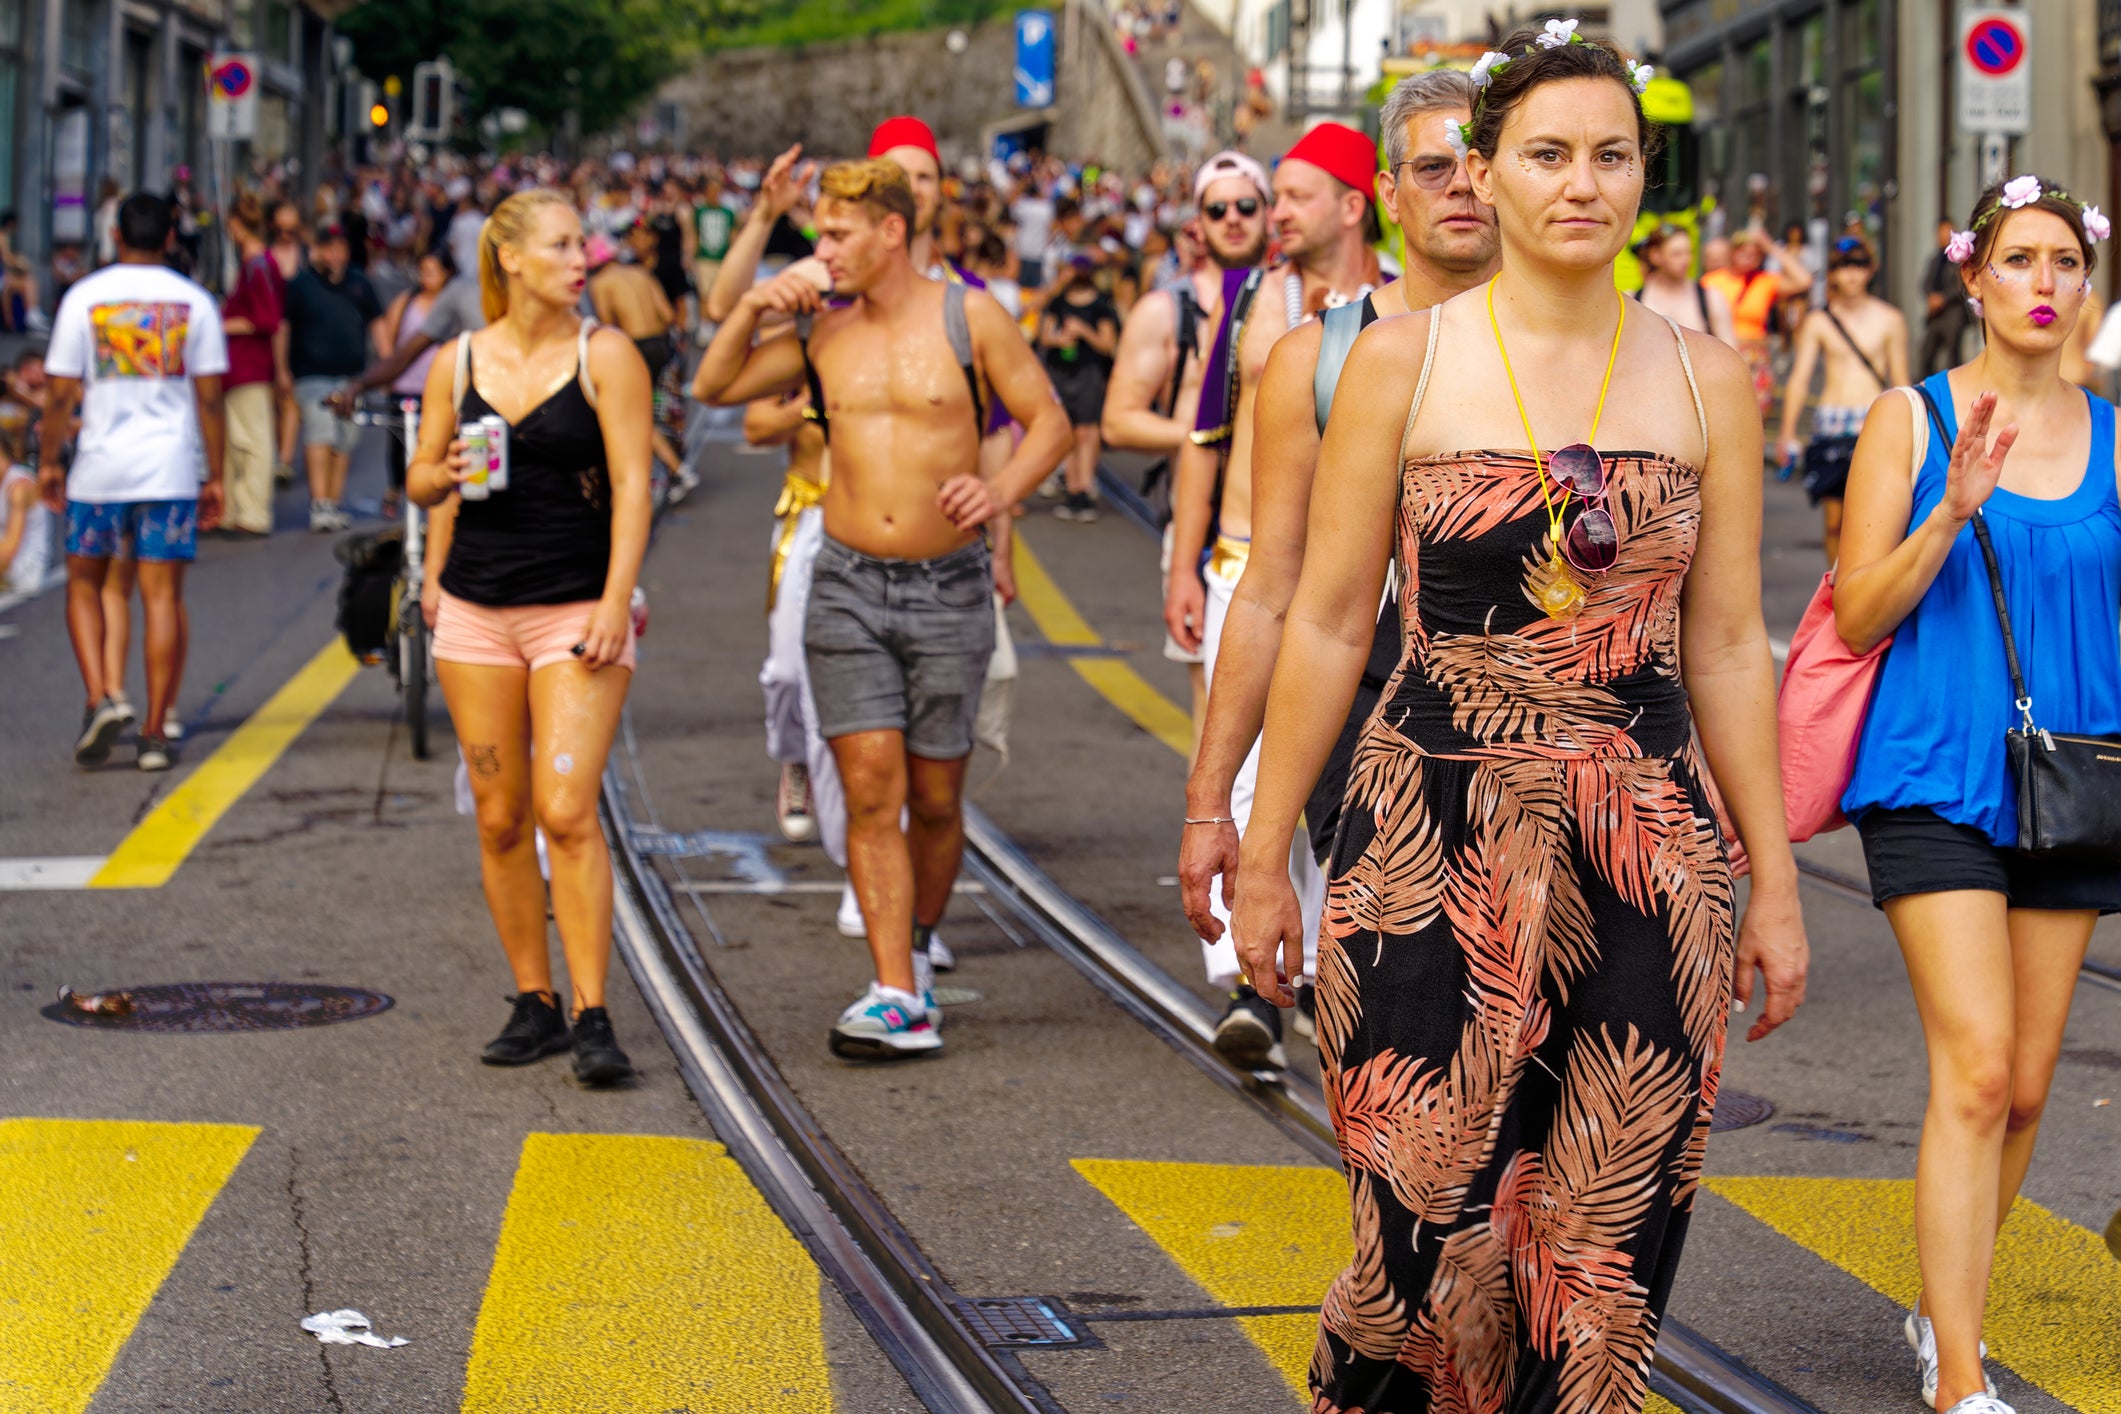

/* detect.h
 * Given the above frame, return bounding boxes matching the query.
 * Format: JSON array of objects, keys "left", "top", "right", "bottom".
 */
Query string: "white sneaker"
[
  {"left": 108, "top": 693, "right": 136, "bottom": 725},
  {"left": 309, "top": 502, "right": 333, "bottom": 534},
  {"left": 913, "top": 949, "right": 941, "bottom": 1028},
  {"left": 836, "top": 882, "right": 865, "bottom": 938},
  {"left": 1937, "top": 1397, "right": 2013, "bottom": 1414},
  {"left": 162, "top": 710, "right": 184, "bottom": 743},
  {"left": 828, "top": 983, "right": 941, "bottom": 1060},
  {"left": 926, "top": 930, "right": 956, "bottom": 972},
  {"left": 1905, "top": 1310, "right": 1994, "bottom": 1409}
]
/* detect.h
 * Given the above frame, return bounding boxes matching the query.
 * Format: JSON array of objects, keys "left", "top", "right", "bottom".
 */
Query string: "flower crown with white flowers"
[
  {"left": 1442, "top": 19, "right": 1655, "bottom": 162},
  {"left": 1945, "top": 175, "right": 2111, "bottom": 265}
]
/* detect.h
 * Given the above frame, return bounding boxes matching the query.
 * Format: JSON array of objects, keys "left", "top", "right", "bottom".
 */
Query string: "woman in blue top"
[{"left": 1835, "top": 179, "right": 2120, "bottom": 1414}]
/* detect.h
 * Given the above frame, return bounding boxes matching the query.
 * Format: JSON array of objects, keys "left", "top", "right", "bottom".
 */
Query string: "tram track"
[{"left": 600, "top": 738, "right": 1828, "bottom": 1414}]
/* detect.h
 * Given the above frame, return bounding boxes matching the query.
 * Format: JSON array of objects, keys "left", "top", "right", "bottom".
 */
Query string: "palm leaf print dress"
[{"left": 1310, "top": 314, "right": 1735, "bottom": 1414}]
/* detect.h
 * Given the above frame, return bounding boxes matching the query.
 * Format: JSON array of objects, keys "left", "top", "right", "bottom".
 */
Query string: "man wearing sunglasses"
[
  {"left": 1171, "top": 97, "right": 1488, "bottom": 1067},
  {"left": 1103, "top": 150, "right": 1271, "bottom": 753},
  {"left": 1776, "top": 234, "right": 1907, "bottom": 564}
]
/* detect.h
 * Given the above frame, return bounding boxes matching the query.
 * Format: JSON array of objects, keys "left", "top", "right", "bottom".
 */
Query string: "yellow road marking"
[
  {"left": 463, "top": 1133, "right": 830, "bottom": 1411},
  {"left": 1075, "top": 1157, "right": 1685, "bottom": 1411},
  {"left": 91, "top": 641, "right": 361, "bottom": 889},
  {"left": 1011, "top": 536, "right": 1193, "bottom": 757},
  {"left": 0, "top": 1118, "right": 258, "bottom": 1414},
  {"left": 1707, "top": 1176, "right": 2121, "bottom": 1413}
]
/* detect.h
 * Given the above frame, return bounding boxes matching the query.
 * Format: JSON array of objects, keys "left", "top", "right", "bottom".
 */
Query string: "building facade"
[
  {"left": 1, "top": 0, "right": 347, "bottom": 269},
  {"left": 1664, "top": 0, "right": 2112, "bottom": 315}
]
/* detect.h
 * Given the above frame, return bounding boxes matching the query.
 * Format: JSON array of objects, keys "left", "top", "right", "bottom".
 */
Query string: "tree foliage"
[{"left": 337, "top": 0, "right": 750, "bottom": 138}]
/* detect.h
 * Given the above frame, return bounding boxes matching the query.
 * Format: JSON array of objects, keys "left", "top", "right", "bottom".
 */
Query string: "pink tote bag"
[{"left": 1776, "top": 574, "right": 1890, "bottom": 840}]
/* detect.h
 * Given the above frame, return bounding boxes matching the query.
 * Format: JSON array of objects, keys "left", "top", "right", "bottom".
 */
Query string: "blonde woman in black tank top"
[{"left": 406, "top": 189, "right": 654, "bottom": 1087}]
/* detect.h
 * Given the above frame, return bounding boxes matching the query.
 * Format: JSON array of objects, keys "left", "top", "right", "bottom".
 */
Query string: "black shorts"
[
  {"left": 1856, "top": 806, "right": 2121, "bottom": 913},
  {"left": 633, "top": 333, "right": 675, "bottom": 384},
  {"left": 1802, "top": 433, "right": 1858, "bottom": 505},
  {"left": 1047, "top": 360, "right": 1108, "bottom": 427}
]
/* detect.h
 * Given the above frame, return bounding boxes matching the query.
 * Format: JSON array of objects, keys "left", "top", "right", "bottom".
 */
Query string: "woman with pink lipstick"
[{"left": 1834, "top": 176, "right": 2120, "bottom": 1414}]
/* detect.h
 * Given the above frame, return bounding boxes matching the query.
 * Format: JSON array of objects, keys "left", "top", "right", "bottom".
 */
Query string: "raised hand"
[
  {"left": 759, "top": 144, "right": 817, "bottom": 222},
  {"left": 1939, "top": 390, "right": 2016, "bottom": 524}
]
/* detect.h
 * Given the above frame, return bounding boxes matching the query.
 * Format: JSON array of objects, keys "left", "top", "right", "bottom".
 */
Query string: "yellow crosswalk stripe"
[
  {"left": 91, "top": 640, "right": 361, "bottom": 889},
  {"left": 1707, "top": 1176, "right": 2121, "bottom": 1413},
  {"left": 463, "top": 1132, "right": 830, "bottom": 1411},
  {"left": 1011, "top": 537, "right": 1194, "bottom": 757},
  {"left": 1073, "top": 1158, "right": 1686, "bottom": 1412},
  {"left": 0, "top": 1118, "right": 258, "bottom": 1414}
]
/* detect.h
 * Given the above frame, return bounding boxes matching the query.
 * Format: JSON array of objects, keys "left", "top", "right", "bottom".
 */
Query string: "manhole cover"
[
  {"left": 41, "top": 982, "right": 394, "bottom": 1033},
  {"left": 1710, "top": 1089, "right": 1775, "bottom": 1132},
  {"left": 954, "top": 1297, "right": 1097, "bottom": 1349},
  {"left": 932, "top": 986, "right": 982, "bottom": 1007}
]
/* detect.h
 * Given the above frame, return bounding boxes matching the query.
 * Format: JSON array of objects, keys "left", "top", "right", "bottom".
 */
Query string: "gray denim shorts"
[{"left": 805, "top": 534, "right": 996, "bottom": 760}]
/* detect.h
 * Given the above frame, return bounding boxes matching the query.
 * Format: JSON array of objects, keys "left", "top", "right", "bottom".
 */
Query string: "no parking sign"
[
  {"left": 208, "top": 53, "right": 258, "bottom": 140},
  {"left": 1958, "top": 7, "right": 2029, "bottom": 135}
]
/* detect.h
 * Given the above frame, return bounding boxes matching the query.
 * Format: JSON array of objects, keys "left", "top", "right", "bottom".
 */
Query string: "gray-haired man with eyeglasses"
[{"left": 1177, "top": 70, "right": 1501, "bottom": 1068}]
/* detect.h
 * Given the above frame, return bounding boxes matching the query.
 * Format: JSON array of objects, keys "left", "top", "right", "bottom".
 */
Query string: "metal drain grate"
[
  {"left": 1709, "top": 1089, "right": 1775, "bottom": 1132},
  {"left": 954, "top": 1297, "right": 1097, "bottom": 1349},
  {"left": 41, "top": 982, "right": 395, "bottom": 1033}
]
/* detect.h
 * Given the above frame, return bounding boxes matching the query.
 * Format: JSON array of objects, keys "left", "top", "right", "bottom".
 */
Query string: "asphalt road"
[{"left": 1, "top": 413, "right": 2115, "bottom": 1413}]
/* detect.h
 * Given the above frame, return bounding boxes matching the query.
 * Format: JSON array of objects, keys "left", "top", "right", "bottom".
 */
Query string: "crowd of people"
[{"left": 7, "top": 33, "right": 2114, "bottom": 1411}]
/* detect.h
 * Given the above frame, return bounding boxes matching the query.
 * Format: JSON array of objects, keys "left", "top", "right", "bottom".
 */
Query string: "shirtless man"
[
  {"left": 1777, "top": 235, "right": 1908, "bottom": 563},
  {"left": 1635, "top": 222, "right": 1738, "bottom": 346},
  {"left": 589, "top": 220, "right": 684, "bottom": 480},
  {"left": 694, "top": 160, "right": 1069, "bottom": 1060},
  {"left": 1102, "top": 152, "right": 1270, "bottom": 757},
  {"left": 1162, "top": 122, "right": 1383, "bottom": 1055},
  {"left": 1178, "top": 74, "right": 1499, "bottom": 1067}
]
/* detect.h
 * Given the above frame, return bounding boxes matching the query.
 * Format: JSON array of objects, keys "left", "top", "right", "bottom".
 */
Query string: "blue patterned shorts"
[{"left": 65, "top": 499, "right": 198, "bottom": 562}]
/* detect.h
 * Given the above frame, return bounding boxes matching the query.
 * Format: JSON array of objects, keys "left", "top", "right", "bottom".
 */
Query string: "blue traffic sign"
[{"left": 1015, "top": 11, "right": 1054, "bottom": 109}]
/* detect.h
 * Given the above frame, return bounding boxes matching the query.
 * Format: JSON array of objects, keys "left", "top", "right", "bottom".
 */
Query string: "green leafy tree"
[{"left": 338, "top": 0, "right": 747, "bottom": 137}]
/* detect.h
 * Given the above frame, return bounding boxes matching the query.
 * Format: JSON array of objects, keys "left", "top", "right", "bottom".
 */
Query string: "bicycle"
[{"left": 349, "top": 396, "right": 434, "bottom": 760}]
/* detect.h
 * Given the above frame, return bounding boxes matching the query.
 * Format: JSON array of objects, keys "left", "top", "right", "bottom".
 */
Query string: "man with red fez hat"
[
  {"left": 1163, "top": 119, "right": 1388, "bottom": 1066},
  {"left": 868, "top": 115, "right": 971, "bottom": 288},
  {"left": 1178, "top": 74, "right": 1502, "bottom": 1068}
]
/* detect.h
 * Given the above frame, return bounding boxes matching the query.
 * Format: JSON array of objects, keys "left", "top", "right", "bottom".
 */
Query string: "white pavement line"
[
  {"left": 670, "top": 880, "right": 988, "bottom": 896},
  {"left": 0, "top": 856, "right": 110, "bottom": 890}
]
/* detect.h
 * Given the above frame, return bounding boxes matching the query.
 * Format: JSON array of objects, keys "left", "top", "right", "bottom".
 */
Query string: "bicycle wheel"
[{"left": 403, "top": 619, "right": 430, "bottom": 760}]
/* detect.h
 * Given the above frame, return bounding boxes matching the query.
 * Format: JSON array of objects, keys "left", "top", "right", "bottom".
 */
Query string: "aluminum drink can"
[
  {"left": 480, "top": 415, "right": 509, "bottom": 492},
  {"left": 459, "top": 421, "right": 491, "bottom": 501}
]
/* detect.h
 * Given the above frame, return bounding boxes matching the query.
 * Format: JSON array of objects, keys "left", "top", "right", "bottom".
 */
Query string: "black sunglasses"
[{"left": 1203, "top": 197, "right": 1260, "bottom": 221}]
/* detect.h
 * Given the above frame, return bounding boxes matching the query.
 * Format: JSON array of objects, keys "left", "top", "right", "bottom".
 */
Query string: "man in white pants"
[{"left": 1163, "top": 126, "right": 1385, "bottom": 1066}]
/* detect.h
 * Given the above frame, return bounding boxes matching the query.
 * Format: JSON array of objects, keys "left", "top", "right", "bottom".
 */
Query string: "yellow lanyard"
[{"left": 1486, "top": 276, "right": 1626, "bottom": 554}]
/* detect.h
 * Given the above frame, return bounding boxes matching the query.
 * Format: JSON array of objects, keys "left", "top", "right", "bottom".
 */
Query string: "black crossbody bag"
[{"left": 1915, "top": 386, "right": 2121, "bottom": 861}]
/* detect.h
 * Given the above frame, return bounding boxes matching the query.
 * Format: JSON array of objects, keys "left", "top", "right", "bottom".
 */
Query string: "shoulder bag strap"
[
  {"left": 1694, "top": 278, "right": 1711, "bottom": 330},
  {"left": 1823, "top": 306, "right": 1890, "bottom": 391},
  {"left": 795, "top": 311, "right": 829, "bottom": 438},
  {"left": 576, "top": 316, "right": 600, "bottom": 410},
  {"left": 452, "top": 334, "right": 471, "bottom": 415},
  {"left": 1916, "top": 385, "right": 2035, "bottom": 727},
  {"left": 1167, "top": 286, "right": 1198, "bottom": 414}
]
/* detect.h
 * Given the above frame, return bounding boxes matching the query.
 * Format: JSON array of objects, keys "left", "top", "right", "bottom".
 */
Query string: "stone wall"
[{"left": 655, "top": 2, "right": 1162, "bottom": 167}]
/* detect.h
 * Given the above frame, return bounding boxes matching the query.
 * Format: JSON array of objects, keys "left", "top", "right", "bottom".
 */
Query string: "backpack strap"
[
  {"left": 576, "top": 316, "right": 600, "bottom": 411},
  {"left": 942, "top": 280, "right": 982, "bottom": 432},
  {"left": 1167, "top": 285, "right": 1199, "bottom": 416},
  {"left": 1313, "top": 299, "right": 1366, "bottom": 434}
]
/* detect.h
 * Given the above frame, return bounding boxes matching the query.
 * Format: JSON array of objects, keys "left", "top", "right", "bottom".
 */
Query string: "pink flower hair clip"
[
  {"left": 2085, "top": 205, "right": 2112, "bottom": 244},
  {"left": 1944, "top": 230, "right": 1976, "bottom": 265}
]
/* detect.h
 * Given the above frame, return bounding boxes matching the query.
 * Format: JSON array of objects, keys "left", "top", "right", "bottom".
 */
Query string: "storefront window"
[
  {"left": 1798, "top": 15, "right": 1825, "bottom": 89},
  {"left": 1842, "top": 68, "right": 1886, "bottom": 242},
  {"left": 1742, "top": 37, "right": 1772, "bottom": 105},
  {"left": 1685, "top": 61, "right": 1728, "bottom": 209},
  {"left": 1843, "top": 0, "right": 1880, "bottom": 68},
  {"left": 61, "top": 0, "right": 97, "bottom": 75}
]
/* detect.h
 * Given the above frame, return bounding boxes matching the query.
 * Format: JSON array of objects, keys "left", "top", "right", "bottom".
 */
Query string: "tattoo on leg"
[{"left": 468, "top": 744, "right": 502, "bottom": 777}]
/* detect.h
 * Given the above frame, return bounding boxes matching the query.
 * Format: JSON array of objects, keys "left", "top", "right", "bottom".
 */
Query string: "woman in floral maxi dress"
[{"left": 1230, "top": 31, "right": 1812, "bottom": 1414}]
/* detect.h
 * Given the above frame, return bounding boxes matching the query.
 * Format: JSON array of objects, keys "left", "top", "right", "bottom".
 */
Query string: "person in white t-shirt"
[{"left": 39, "top": 192, "right": 228, "bottom": 772}]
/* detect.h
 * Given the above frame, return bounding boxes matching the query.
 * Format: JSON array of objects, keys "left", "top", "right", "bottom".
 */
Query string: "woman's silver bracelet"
[{"left": 1183, "top": 816, "right": 1237, "bottom": 826}]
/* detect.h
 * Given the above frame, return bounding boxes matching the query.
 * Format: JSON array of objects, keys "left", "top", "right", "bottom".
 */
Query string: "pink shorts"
[{"left": 433, "top": 590, "right": 638, "bottom": 673}]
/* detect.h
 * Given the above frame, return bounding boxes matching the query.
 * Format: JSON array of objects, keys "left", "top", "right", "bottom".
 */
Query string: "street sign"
[
  {"left": 410, "top": 59, "right": 454, "bottom": 142},
  {"left": 1958, "top": 7, "right": 2030, "bottom": 135},
  {"left": 1015, "top": 11, "right": 1054, "bottom": 109},
  {"left": 207, "top": 53, "right": 258, "bottom": 141}
]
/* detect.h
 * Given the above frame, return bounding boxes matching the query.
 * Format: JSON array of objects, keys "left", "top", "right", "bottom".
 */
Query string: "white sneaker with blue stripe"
[{"left": 829, "top": 983, "right": 942, "bottom": 1060}]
